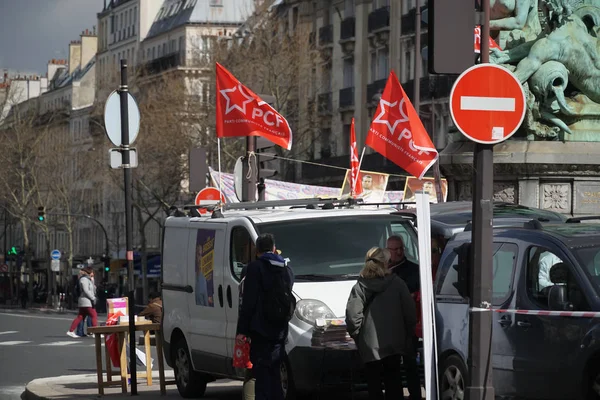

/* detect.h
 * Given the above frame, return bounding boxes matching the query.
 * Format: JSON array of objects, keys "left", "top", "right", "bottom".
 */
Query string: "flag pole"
[
  {"left": 217, "top": 138, "right": 224, "bottom": 205},
  {"left": 354, "top": 147, "right": 366, "bottom": 191}
]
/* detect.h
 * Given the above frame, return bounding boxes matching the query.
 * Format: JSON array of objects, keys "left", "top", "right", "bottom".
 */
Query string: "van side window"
[
  {"left": 438, "top": 252, "right": 460, "bottom": 297},
  {"left": 526, "top": 246, "right": 589, "bottom": 311},
  {"left": 230, "top": 227, "right": 255, "bottom": 281},
  {"left": 390, "top": 222, "right": 419, "bottom": 264},
  {"left": 437, "top": 242, "right": 518, "bottom": 305}
]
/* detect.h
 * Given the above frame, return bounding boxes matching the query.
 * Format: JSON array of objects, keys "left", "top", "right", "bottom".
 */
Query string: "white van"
[{"left": 161, "top": 200, "right": 418, "bottom": 399}]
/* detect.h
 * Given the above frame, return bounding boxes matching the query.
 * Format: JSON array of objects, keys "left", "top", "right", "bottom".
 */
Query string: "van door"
[
  {"left": 510, "top": 239, "right": 590, "bottom": 399},
  {"left": 186, "top": 223, "right": 229, "bottom": 375},
  {"left": 223, "top": 220, "right": 257, "bottom": 375},
  {"left": 435, "top": 241, "right": 519, "bottom": 396}
]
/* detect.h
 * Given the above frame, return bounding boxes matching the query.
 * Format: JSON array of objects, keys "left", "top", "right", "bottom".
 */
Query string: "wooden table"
[{"left": 88, "top": 321, "right": 167, "bottom": 396}]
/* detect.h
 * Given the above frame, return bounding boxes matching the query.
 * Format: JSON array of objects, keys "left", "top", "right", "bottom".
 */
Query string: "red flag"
[
  {"left": 350, "top": 118, "right": 362, "bottom": 197},
  {"left": 365, "top": 70, "right": 438, "bottom": 179},
  {"left": 474, "top": 26, "right": 501, "bottom": 54},
  {"left": 215, "top": 63, "right": 292, "bottom": 150}
]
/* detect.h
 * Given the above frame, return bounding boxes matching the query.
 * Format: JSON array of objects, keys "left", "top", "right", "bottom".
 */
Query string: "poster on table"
[
  {"left": 195, "top": 229, "right": 216, "bottom": 307},
  {"left": 402, "top": 177, "right": 448, "bottom": 204},
  {"left": 339, "top": 169, "right": 390, "bottom": 203}
]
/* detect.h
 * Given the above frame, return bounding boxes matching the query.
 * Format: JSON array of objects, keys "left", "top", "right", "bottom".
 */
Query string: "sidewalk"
[{"left": 24, "top": 371, "right": 243, "bottom": 400}]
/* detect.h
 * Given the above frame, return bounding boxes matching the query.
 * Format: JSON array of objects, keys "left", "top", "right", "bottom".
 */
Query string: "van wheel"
[
  {"left": 281, "top": 355, "right": 296, "bottom": 400},
  {"left": 173, "top": 338, "right": 207, "bottom": 398},
  {"left": 440, "top": 355, "right": 468, "bottom": 400}
]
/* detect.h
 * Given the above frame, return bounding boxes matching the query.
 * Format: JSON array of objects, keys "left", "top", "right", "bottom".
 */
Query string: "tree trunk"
[
  {"left": 21, "top": 220, "right": 33, "bottom": 304},
  {"left": 45, "top": 234, "right": 52, "bottom": 307}
]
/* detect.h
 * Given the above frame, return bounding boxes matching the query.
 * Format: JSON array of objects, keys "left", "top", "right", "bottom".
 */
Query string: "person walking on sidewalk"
[
  {"left": 236, "top": 233, "right": 295, "bottom": 400},
  {"left": 346, "top": 247, "right": 417, "bottom": 400},
  {"left": 74, "top": 270, "right": 93, "bottom": 337},
  {"left": 67, "top": 267, "right": 98, "bottom": 338}
]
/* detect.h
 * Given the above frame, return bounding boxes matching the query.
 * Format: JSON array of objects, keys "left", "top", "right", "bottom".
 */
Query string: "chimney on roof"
[
  {"left": 80, "top": 28, "right": 98, "bottom": 69},
  {"left": 69, "top": 39, "right": 82, "bottom": 74}
]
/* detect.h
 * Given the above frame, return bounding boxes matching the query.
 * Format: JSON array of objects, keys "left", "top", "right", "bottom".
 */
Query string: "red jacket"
[{"left": 414, "top": 265, "right": 437, "bottom": 338}]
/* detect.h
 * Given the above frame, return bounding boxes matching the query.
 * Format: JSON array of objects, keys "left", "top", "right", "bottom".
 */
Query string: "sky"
[{"left": 0, "top": 0, "right": 101, "bottom": 76}]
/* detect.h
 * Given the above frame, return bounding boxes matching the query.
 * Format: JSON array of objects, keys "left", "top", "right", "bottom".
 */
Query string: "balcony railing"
[
  {"left": 339, "top": 87, "right": 354, "bottom": 109},
  {"left": 319, "top": 24, "right": 333, "bottom": 46},
  {"left": 368, "top": 6, "right": 390, "bottom": 33},
  {"left": 366, "top": 78, "right": 387, "bottom": 103},
  {"left": 401, "top": 6, "right": 428, "bottom": 35},
  {"left": 340, "top": 17, "right": 356, "bottom": 40},
  {"left": 143, "top": 52, "right": 182, "bottom": 75},
  {"left": 401, "top": 75, "right": 457, "bottom": 103},
  {"left": 318, "top": 92, "right": 333, "bottom": 114}
]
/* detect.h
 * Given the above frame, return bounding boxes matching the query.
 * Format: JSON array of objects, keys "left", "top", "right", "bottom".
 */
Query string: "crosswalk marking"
[
  {"left": 39, "top": 341, "right": 80, "bottom": 346},
  {"left": 0, "top": 331, "right": 18, "bottom": 335},
  {"left": 0, "top": 341, "right": 32, "bottom": 345}
]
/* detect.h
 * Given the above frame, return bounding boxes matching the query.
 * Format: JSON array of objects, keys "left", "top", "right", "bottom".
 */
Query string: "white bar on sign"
[{"left": 460, "top": 96, "right": 515, "bottom": 112}]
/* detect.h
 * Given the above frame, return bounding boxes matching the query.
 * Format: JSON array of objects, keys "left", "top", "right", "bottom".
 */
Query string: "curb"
[{"left": 24, "top": 375, "right": 99, "bottom": 400}]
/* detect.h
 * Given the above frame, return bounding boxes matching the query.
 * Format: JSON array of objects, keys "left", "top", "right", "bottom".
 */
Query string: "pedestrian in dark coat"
[{"left": 346, "top": 246, "right": 417, "bottom": 400}]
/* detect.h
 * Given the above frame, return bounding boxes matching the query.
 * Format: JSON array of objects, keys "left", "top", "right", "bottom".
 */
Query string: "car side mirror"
[{"left": 548, "top": 285, "right": 574, "bottom": 311}]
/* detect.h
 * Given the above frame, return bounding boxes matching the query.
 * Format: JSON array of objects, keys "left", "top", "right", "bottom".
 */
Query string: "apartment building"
[
  {"left": 34, "top": 29, "right": 101, "bottom": 263},
  {"left": 276, "top": 0, "right": 454, "bottom": 187},
  {"left": 96, "top": 0, "right": 163, "bottom": 89}
]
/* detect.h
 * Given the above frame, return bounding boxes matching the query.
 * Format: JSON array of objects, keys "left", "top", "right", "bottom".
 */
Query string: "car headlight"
[{"left": 294, "top": 299, "right": 335, "bottom": 325}]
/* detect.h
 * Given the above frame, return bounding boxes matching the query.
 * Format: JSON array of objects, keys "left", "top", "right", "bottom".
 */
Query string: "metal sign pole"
[
  {"left": 119, "top": 58, "right": 137, "bottom": 395},
  {"left": 467, "top": 0, "right": 495, "bottom": 399}
]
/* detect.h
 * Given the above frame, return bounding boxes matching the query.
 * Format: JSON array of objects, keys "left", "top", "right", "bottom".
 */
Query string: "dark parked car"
[
  {"left": 435, "top": 218, "right": 600, "bottom": 399},
  {"left": 403, "top": 201, "right": 568, "bottom": 242}
]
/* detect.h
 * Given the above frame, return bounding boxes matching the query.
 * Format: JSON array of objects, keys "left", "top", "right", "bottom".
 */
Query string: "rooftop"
[{"left": 146, "top": 0, "right": 254, "bottom": 39}]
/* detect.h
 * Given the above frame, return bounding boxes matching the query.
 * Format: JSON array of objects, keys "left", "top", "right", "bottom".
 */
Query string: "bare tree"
[
  {"left": 35, "top": 114, "right": 103, "bottom": 301},
  {"left": 0, "top": 93, "right": 67, "bottom": 303},
  {"left": 209, "top": 4, "right": 324, "bottom": 179}
]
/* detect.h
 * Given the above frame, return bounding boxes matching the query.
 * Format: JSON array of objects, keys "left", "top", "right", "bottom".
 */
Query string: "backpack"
[{"left": 261, "top": 262, "right": 296, "bottom": 324}]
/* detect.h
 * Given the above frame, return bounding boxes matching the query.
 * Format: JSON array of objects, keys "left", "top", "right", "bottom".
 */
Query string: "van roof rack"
[
  {"left": 463, "top": 218, "right": 545, "bottom": 232},
  {"left": 174, "top": 198, "right": 419, "bottom": 215}
]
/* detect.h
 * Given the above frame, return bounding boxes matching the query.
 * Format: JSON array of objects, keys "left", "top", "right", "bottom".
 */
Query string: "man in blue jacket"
[{"left": 236, "top": 233, "right": 294, "bottom": 400}]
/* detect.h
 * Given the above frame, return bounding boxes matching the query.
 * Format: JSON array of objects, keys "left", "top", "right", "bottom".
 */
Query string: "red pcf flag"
[
  {"left": 350, "top": 118, "right": 362, "bottom": 197},
  {"left": 216, "top": 63, "right": 292, "bottom": 150},
  {"left": 365, "top": 70, "right": 438, "bottom": 179},
  {"left": 474, "top": 26, "right": 501, "bottom": 54}
]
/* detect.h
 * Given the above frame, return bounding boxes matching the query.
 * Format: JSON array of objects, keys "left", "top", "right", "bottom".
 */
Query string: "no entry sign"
[{"left": 450, "top": 64, "right": 525, "bottom": 144}]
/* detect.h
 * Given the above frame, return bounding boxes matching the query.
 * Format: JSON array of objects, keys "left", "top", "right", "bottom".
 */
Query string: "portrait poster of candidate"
[
  {"left": 340, "top": 169, "right": 390, "bottom": 203},
  {"left": 195, "top": 229, "right": 216, "bottom": 307},
  {"left": 402, "top": 177, "right": 448, "bottom": 204}
]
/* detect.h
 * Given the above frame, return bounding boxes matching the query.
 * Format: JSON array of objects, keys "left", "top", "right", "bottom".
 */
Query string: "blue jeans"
[{"left": 76, "top": 316, "right": 92, "bottom": 336}]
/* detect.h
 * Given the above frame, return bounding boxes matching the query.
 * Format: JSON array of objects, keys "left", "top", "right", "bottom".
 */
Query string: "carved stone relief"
[
  {"left": 540, "top": 183, "right": 571, "bottom": 212},
  {"left": 493, "top": 183, "right": 516, "bottom": 204}
]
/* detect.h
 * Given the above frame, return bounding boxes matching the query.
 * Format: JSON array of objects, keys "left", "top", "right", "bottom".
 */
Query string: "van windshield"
[{"left": 257, "top": 215, "right": 418, "bottom": 281}]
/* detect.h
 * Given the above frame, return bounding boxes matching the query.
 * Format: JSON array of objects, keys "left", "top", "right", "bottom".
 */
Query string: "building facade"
[{"left": 273, "top": 0, "right": 453, "bottom": 189}]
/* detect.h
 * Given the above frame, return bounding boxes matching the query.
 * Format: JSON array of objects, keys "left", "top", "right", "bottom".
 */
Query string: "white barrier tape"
[
  {"left": 495, "top": 309, "right": 600, "bottom": 318},
  {"left": 469, "top": 307, "right": 492, "bottom": 312}
]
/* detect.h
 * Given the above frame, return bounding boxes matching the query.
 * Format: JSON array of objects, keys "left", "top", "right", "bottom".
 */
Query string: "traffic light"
[
  {"left": 37, "top": 206, "right": 45, "bottom": 222},
  {"left": 256, "top": 137, "right": 278, "bottom": 180},
  {"left": 8, "top": 246, "right": 17, "bottom": 256}
]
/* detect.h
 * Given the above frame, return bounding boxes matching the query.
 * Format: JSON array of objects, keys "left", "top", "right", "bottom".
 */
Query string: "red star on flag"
[{"left": 220, "top": 84, "right": 254, "bottom": 115}]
